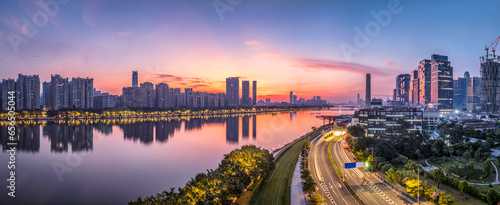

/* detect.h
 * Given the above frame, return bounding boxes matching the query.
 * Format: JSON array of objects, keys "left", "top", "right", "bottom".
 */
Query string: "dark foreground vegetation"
[{"left": 128, "top": 145, "right": 274, "bottom": 204}]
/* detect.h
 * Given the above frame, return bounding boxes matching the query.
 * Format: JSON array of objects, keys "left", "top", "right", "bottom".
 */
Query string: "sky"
[{"left": 0, "top": 0, "right": 499, "bottom": 103}]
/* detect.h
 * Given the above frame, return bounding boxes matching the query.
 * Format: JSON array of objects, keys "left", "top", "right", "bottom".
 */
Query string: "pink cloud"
[
  {"left": 261, "top": 51, "right": 280, "bottom": 56},
  {"left": 293, "top": 58, "right": 386, "bottom": 74},
  {"left": 384, "top": 61, "right": 396, "bottom": 66},
  {"left": 118, "top": 31, "right": 132, "bottom": 36},
  {"left": 244, "top": 40, "right": 260, "bottom": 46}
]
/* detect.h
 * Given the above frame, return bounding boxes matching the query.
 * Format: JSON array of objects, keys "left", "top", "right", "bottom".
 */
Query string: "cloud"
[
  {"left": 293, "top": 58, "right": 386, "bottom": 75},
  {"left": 261, "top": 51, "right": 280, "bottom": 56},
  {"left": 154, "top": 74, "right": 224, "bottom": 92},
  {"left": 118, "top": 31, "right": 132, "bottom": 36},
  {"left": 384, "top": 61, "right": 396, "bottom": 66},
  {"left": 244, "top": 40, "right": 260, "bottom": 46}
]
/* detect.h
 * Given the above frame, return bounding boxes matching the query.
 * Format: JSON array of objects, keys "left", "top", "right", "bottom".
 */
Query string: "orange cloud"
[{"left": 244, "top": 40, "right": 260, "bottom": 46}]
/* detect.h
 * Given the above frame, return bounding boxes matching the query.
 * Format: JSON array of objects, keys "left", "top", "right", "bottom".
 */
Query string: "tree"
[
  {"left": 486, "top": 188, "right": 499, "bottom": 205},
  {"left": 459, "top": 181, "right": 469, "bottom": 198},
  {"left": 347, "top": 124, "right": 365, "bottom": 138},
  {"left": 403, "top": 161, "right": 419, "bottom": 171},
  {"left": 438, "top": 192, "right": 454, "bottom": 205},
  {"left": 405, "top": 179, "right": 423, "bottom": 197},
  {"left": 309, "top": 194, "right": 324, "bottom": 205},
  {"left": 386, "top": 168, "right": 403, "bottom": 185},
  {"left": 302, "top": 176, "right": 317, "bottom": 196},
  {"left": 431, "top": 140, "right": 446, "bottom": 157},
  {"left": 432, "top": 168, "right": 445, "bottom": 189}
]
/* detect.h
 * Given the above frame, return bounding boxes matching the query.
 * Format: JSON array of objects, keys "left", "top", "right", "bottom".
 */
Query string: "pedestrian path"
[{"left": 291, "top": 157, "right": 307, "bottom": 205}]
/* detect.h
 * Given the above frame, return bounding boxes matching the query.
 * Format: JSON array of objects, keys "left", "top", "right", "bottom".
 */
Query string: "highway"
[
  {"left": 330, "top": 136, "right": 414, "bottom": 205},
  {"left": 309, "top": 130, "right": 360, "bottom": 205}
]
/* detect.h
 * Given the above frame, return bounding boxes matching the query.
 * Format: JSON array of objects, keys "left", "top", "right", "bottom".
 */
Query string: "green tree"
[
  {"left": 385, "top": 168, "right": 403, "bottom": 185},
  {"left": 486, "top": 188, "right": 499, "bottom": 205},
  {"left": 302, "top": 176, "right": 317, "bottom": 197},
  {"left": 458, "top": 181, "right": 469, "bottom": 198},
  {"left": 432, "top": 168, "right": 445, "bottom": 189},
  {"left": 347, "top": 124, "right": 365, "bottom": 138}
]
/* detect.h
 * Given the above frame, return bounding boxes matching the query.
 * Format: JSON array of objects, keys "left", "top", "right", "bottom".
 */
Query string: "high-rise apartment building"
[
  {"left": 69, "top": 77, "right": 94, "bottom": 109},
  {"left": 94, "top": 93, "right": 117, "bottom": 109},
  {"left": 430, "top": 54, "right": 453, "bottom": 114},
  {"left": 140, "top": 82, "right": 155, "bottom": 108},
  {"left": 395, "top": 74, "right": 411, "bottom": 103},
  {"left": 242, "top": 80, "right": 250, "bottom": 106},
  {"left": 1, "top": 79, "right": 16, "bottom": 111},
  {"left": 155, "top": 83, "right": 169, "bottom": 109},
  {"left": 480, "top": 53, "right": 500, "bottom": 114},
  {"left": 132, "top": 71, "right": 138, "bottom": 88},
  {"left": 252, "top": 80, "right": 257, "bottom": 106},
  {"left": 16, "top": 74, "right": 40, "bottom": 110},
  {"left": 48, "top": 74, "right": 69, "bottom": 110},
  {"left": 225, "top": 77, "right": 239, "bottom": 107}
]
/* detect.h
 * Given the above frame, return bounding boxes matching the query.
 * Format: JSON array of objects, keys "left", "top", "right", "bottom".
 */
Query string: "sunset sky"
[{"left": 0, "top": 0, "right": 499, "bottom": 102}]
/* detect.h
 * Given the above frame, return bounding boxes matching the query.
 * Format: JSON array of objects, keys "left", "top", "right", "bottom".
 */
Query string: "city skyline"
[{"left": 1, "top": 1, "right": 499, "bottom": 102}]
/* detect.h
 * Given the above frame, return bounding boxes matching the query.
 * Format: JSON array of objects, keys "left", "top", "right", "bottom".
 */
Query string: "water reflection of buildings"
[
  {"left": 0, "top": 114, "right": 262, "bottom": 150},
  {"left": 242, "top": 116, "right": 249, "bottom": 138},
  {"left": 226, "top": 117, "right": 239, "bottom": 144},
  {"left": 252, "top": 115, "right": 257, "bottom": 139},
  {"left": 43, "top": 123, "right": 93, "bottom": 152},
  {"left": 2, "top": 125, "right": 40, "bottom": 152}
]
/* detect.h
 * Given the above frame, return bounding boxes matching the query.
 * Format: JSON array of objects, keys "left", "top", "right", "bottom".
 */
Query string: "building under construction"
[{"left": 480, "top": 36, "right": 500, "bottom": 114}]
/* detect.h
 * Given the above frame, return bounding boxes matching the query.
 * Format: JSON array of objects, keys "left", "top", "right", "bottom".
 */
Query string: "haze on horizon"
[{"left": 0, "top": 0, "right": 499, "bottom": 103}]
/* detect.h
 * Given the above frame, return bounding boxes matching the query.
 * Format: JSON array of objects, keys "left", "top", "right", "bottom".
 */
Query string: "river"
[{"left": 0, "top": 109, "right": 354, "bottom": 204}]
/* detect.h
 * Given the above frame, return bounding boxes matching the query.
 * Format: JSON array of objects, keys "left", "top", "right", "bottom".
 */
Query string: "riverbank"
[
  {"left": 0, "top": 106, "right": 328, "bottom": 121},
  {"left": 247, "top": 125, "right": 327, "bottom": 205}
]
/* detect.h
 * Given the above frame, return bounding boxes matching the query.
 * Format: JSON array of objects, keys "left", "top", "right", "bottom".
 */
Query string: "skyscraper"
[
  {"left": 480, "top": 53, "right": 500, "bottom": 114},
  {"left": 132, "top": 71, "right": 138, "bottom": 88},
  {"left": 453, "top": 72, "right": 468, "bottom": 111},
  {"left": 155, "top": 83, "right": 169, "bottom": 108},
  {"left": 290, "top": 91, "right": 296, "bottom": 105},
  {"left": 42, "top": 81, "right": 50, "bottom": 108},
  {"left": 1, "top": 79, "right": 16, "bottom": 111},
  {"left": 69, "top": 77, "right": 94, "bottom": 109},
  {"left": 242, "top": 80, "right": 250, "bottom": 106},
  {"left": 48, "top": 74, "right": 69, "bottom": 110},
  {"left": 395, "top": 74, "right": 411, "bottom": 103},
  {"left": 366, "top": 73, "right": 371, "bottom": 108},
  {"left": 410, "top": 69, "right": 419, "bottom": 106},
  {"left": 430, "top": 54, "right": 453, "bottom": 114},
  {"left": 225, "top": 77, "right": 239, "bottom": 107},
  {"left": 16, "top": 74, "right": 40, "bottom": 110},
  {"left": 252, "top": 80, "right": 257, "bottom": 106},
  {"left": 467, "top": 77, "right": 481, "bottom": 112},
  {"left": 417, "top": 59, "right": 431, "bottom": 107},
  {"left": 140, "top": 82, "right": 155, "bottom": 108}
]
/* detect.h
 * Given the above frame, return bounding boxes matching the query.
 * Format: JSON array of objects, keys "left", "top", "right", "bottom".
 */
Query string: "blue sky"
[{"left": 0, "top": 0, "right": 499, "bottom": 102}]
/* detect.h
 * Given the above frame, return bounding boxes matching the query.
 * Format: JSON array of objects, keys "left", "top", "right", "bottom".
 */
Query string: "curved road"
[
  {"left": 309, "top": 132, "right": 359, "bottom": 205},
  {"left": 331, "top": 137, "right": 413, "bottom": 205}
]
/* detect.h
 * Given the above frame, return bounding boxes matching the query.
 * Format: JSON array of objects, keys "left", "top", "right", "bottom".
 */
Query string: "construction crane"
[{"left": 485, "top": 36, "right": 500, "bottom": 56}]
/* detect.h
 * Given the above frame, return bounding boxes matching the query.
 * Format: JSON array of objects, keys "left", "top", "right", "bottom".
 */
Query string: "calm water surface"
[{"left": 0, "top": 109, "right": 353, "bottom": 204}]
